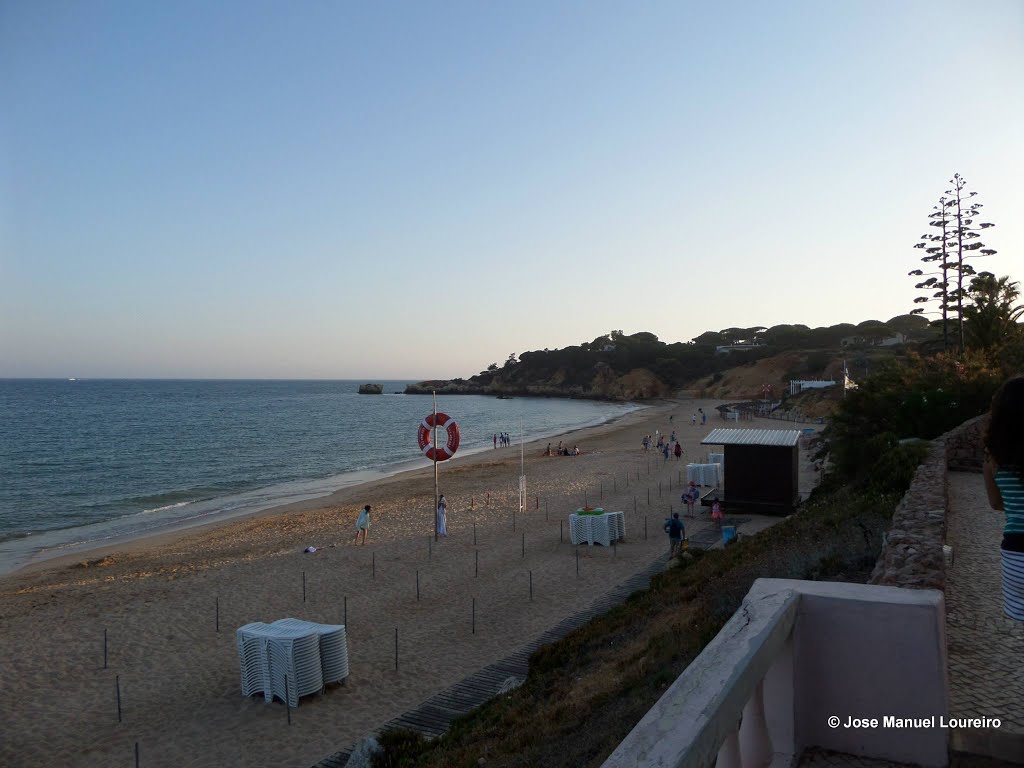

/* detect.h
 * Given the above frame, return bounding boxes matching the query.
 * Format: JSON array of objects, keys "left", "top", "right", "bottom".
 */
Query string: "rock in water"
[{"left": 357, "top": 383, "right": 383, "bottom": 394}]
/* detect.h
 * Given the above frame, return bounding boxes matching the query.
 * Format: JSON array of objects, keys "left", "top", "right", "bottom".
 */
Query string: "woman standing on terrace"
[{"left": 984, "top": 376, "right": 1024, "bottom": 621}]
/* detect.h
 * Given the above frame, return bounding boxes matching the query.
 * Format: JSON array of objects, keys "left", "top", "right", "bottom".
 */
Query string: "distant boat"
[
  {"left": 68, "top": 378, "right": 77, "bottom": 381},
  {"left": 495, "top": 394, "right": 514, "bottom": 399}
]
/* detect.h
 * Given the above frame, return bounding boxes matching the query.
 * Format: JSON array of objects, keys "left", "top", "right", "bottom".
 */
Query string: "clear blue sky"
[{"left": 2, "top": 1, "right": 1021, "bottom": 379}]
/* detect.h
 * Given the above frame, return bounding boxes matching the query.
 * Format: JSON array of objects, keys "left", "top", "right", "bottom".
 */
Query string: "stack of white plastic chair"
[
  {"left": 569, "top": 514, "right": 588, "bottom": 545},
  {"left": 707, "top": 452, "right": 724, "bottom": 467},
  {"left": 610, "top": 511, "right": 626, "bottom": 541},
  {"left": 272, "top": 618, "right": 349, "bottom": 686},
  {"left": 589, "top": 513, "right": 611, "bottom": 547},
  {"left": 264, "top": 624, "right": 323, "bottom": 708},
  {"left": 236, "top": 622, "right": 270, "bottom": 698}
]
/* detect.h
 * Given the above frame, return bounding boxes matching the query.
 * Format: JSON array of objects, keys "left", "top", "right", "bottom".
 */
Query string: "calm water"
[{"left": 0, "top": 380, "right": 639, "bottom": 572}]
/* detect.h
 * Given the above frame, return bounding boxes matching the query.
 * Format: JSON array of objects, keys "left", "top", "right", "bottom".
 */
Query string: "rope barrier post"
[
  {"left": 395, "top": 628, "right": 398, "bottom": 671},
  {"left": 103, "top": 628, "right": 108, "bottom": 669},
  {"left": 475, "top": 549, "right": 479, "bottom": 577},
  {"left": 529, "top": 570, "right": 533, "bottom": 601},
  {"left": 302, "top": 571, "right": 306, "bottom": 603},
  {"left": 215, "top": 597, "right": 219, "bottom": 633},
  {"left": 559, "top": 520, "right": 563, "bottom": 543},
  {"left": 135, "top": 742, "right": 140, "bottom": 768},
  {"left": 644, "top": 516, "right": 648, "bottom": 540},
  {"left": 633, "top": 496, "right": 637, "bottom": 513},
  {"left": 416, "top": 570, "right": 420, "bottom": 601},
  {"left": 116, "top": 675, "right": 122, "bottom": 723},
  {"left": 473, "top": 522, "right": 477, "bottom": 546},
  {"left": 472, "top": 597, "right": 476, "bottom": 634}
]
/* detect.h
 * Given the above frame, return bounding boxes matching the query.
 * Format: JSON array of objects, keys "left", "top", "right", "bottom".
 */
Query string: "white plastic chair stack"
[
  {"left": 236, "top": 622, "right": 270, "bottom": 698},
  {"left": 569, "top": 514, "right": 588, "bottom": 545},
  {"left": 707, "top": 452, "right": 724, "bottom": 467},
  {"left": 609, "top": 511, "right": 625, "bottom": 541},
  {"left": 272, "top": 618, "right": 349, "bottom": 686},
  {"left": 265, "top": 626, "right": 323, "bottom": 708},
  {"left": 589, "top": 514, "right": 611, "bottom": 547}
]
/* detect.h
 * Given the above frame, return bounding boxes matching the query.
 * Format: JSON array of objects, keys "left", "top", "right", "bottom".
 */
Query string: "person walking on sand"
[
  {"left": 353, "top": 504, "right": 371, "bottom": 545},
  {"left": 662, "top": 442, "right": 670, "bottom": 462},
  {"left": 674, "top": 442, "right": 683, "bottom": 461},
  {"left": 436, "top": 494, "right": 448, "bottom": 537},
  {"left": 493, "top": 433, "right": 497, "bottom": 449},
  {"left": 664, "top": 513, "right": 684, "bottom": 558},
  {"left": 692, "top": 413, "right": 697, "bottom": 426},
  {"left": 711, "top": 497, "right": 723, "bottom": 526},
  {"left": 983, "top": 376, "right": 1024, "bottom": 621}
]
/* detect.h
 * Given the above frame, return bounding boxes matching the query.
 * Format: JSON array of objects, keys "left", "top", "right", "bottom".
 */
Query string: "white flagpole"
[
  {"left": 433, "top": 391, "right": 438, "bottom": 541},
  {"left": 519, "top": 416, "right": 525, "bottom": 513}
]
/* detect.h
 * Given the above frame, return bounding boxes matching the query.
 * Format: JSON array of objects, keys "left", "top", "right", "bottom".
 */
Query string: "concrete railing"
[{"left": 602, "top": 579, "right": 948, "bottom": 768}]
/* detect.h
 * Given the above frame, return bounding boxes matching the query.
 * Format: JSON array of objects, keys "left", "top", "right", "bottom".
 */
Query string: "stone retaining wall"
[
  {"left": 868, "top": 413, "right": 990, "bottom": 591},
  {"left": 945, "top": 413, "right": 988, "bottom": 473}
]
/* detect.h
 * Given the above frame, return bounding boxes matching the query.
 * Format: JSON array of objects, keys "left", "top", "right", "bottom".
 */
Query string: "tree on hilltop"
[{"left": 910, "top": 174, "right": 996, "bottom": 354}]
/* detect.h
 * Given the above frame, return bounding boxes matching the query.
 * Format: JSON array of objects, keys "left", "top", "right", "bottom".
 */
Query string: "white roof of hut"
[{"left": 701, "top": 428, "right": 802, "bottom": 447}]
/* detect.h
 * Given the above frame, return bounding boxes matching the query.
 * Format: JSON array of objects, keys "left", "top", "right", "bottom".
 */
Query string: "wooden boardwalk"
[{"left": 310, "top": 554, "right": 670, "bottom": 767}]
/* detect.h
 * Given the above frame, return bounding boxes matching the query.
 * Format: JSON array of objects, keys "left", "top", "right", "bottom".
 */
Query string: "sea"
[{"left": 0, "top": 379, "right": 641, "bottom": 574}]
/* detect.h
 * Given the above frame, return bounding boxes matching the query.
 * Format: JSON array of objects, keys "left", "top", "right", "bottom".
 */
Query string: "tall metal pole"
[
  {"left": 519, "top": 416, "right": 525, "bottom": 514},
  {"left": 433, "top": 391, "right": 439, "bottom": 542}
]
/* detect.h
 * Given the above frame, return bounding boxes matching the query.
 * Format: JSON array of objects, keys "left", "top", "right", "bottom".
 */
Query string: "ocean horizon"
[{"left": 0, "top": 379, "right": 642, "bottom": 573}]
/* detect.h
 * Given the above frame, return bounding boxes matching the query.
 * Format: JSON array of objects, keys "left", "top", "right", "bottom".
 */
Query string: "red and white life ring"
[{"left": 417, "top": 412, "right": 461, "bottom": 462}]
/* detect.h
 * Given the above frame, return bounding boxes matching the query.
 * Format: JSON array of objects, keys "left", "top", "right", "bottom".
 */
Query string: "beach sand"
[{"left": 0, "top": 400, "right": 822, "bottom": 768}]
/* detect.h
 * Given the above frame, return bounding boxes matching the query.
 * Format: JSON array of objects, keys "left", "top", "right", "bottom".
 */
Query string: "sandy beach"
[{"left": 0, "top": 400, "right": 821, "bottom": 768}]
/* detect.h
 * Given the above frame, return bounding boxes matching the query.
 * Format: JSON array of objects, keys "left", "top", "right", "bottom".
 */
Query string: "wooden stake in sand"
[
  {"left": 216, "top": 597, "right": 220, "bottom": 633},
  {"left": 394, "top": 628, "right": 398, "bottom": 670},
  {"left": 634, "top": 496, "right": 637, "bottom": 513},
  {"left": 559, "top": 520, "right": 563, "bottom": 543},
  {"left": 647, "top": 488, "right": 650, "bottom": 505},
  {"left": 472, "top": 598, "right": 476, "bottom": 634},
  {"left": 416, "top": 570, "right": 420, "bottom": 601},
  {"left": 116, "top": 675, "right": 122, "bottom": 723},
  {"left": 302, "top": 571, "right": 306, "bottom": 603},
  {"left": 135, "top": 741, "right": 139, "bottom": 768},
  {"left": 475, "top": 549, "right": 479, "bottom": 577},
  {"left": 473, "top": 522, "right": 477, "bottom": 545},
  {"left": 644, "top": 516, "right": 648, "bottom": 540},
  {"left": 529, "top": 570, "right": 533, "bottom": 601},
  {"left": 103, "top": 628, "right": 108, "bottom": 669}
]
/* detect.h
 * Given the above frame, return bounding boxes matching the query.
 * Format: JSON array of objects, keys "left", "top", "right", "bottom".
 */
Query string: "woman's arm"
[{"left": 984, "top": 455, "right": 1005, "bottom": 511}]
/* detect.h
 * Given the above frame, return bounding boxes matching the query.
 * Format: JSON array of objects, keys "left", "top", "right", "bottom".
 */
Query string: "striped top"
[{"left": 995, "top": 468, "right": 1024, "bottom": 535}]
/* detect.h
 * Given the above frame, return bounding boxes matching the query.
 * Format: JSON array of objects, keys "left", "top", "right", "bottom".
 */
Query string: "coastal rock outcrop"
[
  {"left": 404, "top": 366, "right": 672, "bottom": 401},
  {"left": 357, "top": 383, "right": 383, "bottom": 395}
]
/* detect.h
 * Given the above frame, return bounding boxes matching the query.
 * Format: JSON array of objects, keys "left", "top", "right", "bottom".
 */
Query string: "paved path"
[{"left": 945, "top": 472, "right": 1024, "bottom": 763}]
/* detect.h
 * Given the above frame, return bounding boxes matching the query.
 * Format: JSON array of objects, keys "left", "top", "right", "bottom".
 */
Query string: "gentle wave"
[{"left": 142, "top": 500, "right": 197, "bottom": 514}]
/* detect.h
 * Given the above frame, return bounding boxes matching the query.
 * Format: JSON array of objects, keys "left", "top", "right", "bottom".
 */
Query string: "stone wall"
[
  {"left": 945, "top": 413, "right": 988, "bottom": 473},
  {"left": 868, "top": 413, "right": 990, "bottom": 590},
  {"left": 869, "top": 442, "right": 948, "bottom": 590}
]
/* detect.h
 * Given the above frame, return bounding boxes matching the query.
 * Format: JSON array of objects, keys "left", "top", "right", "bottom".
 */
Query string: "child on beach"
[
  {"left": 711, "top": 497, "right": 723, "bottom": 526},
  {"left": 353, "top": 504, "right": 371, "bottom": 545},
  {"left": 664, "top": 512, "right": 684, "bottom": 558},
  {"left": 436, "top": 494, "right": 448, "bottom": 537},
  {"left": 984, "top": 376, "right": 1024, "bottom": 621},
  {"left": 684, "top": 481, "right": 697, "bottom": 516}
]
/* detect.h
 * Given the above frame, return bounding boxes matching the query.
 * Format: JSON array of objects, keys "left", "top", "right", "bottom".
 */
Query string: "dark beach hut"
[{"left": 700, "top": 428, "right": 801, "bottom": 515}]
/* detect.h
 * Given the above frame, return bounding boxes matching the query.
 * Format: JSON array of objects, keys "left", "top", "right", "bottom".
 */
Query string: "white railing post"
[
  {"left": 716, "top": 729, "right": 742, "bottom": 768},
  {"left": 739, "top": 678, "right": 773, "bottom": 768}
]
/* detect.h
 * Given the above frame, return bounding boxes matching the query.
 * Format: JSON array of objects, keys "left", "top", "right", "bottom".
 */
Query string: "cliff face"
[{"left": 404, "top": 366, "right": 672, "bottom": 401}]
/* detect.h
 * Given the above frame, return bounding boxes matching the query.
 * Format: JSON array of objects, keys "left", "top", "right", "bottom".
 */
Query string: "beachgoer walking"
[
  {"left": 664, "top": 513, "right": 684, "bottom": 558},
  {"left": 684, "top": 482, "right": 697, "bottom": 516},
  {"left": 674, "top": 442, "right": 682, "bottom": 460},
  {"left": 691, "top": 413, "right": 697, "bottom": 426},
  {"left": 436, "top": 494, "right": 448, "bottom": 537},
  {"left": 545, "top": 443, "right": 552, "bottom": 456},
  {"left": 642, "top": 435, "right": 649, "bottom": 452},
  {"left": 573, "top": 445, "right": 579, "bottom": 456},
  {"left": 662, "top": 443, "right": 670, "bottom": 462},
  {"left": 353, "top": 504, "right": 371, "bottom": 545},
  {"left": 711, "top": 497, "right": 723, "bottom": 526},
  {"left": 670, "top": 430, "right": 676, "bottom": 443},
  {"left": 700, "top": 408, "right": 706, "bottom": 425},
  {"left": 984, "top": 376, "right": 1024, "bottom": 621},
  {"left": 493, "top": 433, "right": 497, "bottom": 449}
]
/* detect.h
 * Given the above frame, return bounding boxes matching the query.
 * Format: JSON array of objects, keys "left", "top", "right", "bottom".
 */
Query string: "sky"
[{"left": 1, "top": 1, "right": 1022, "bottom": 379}]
